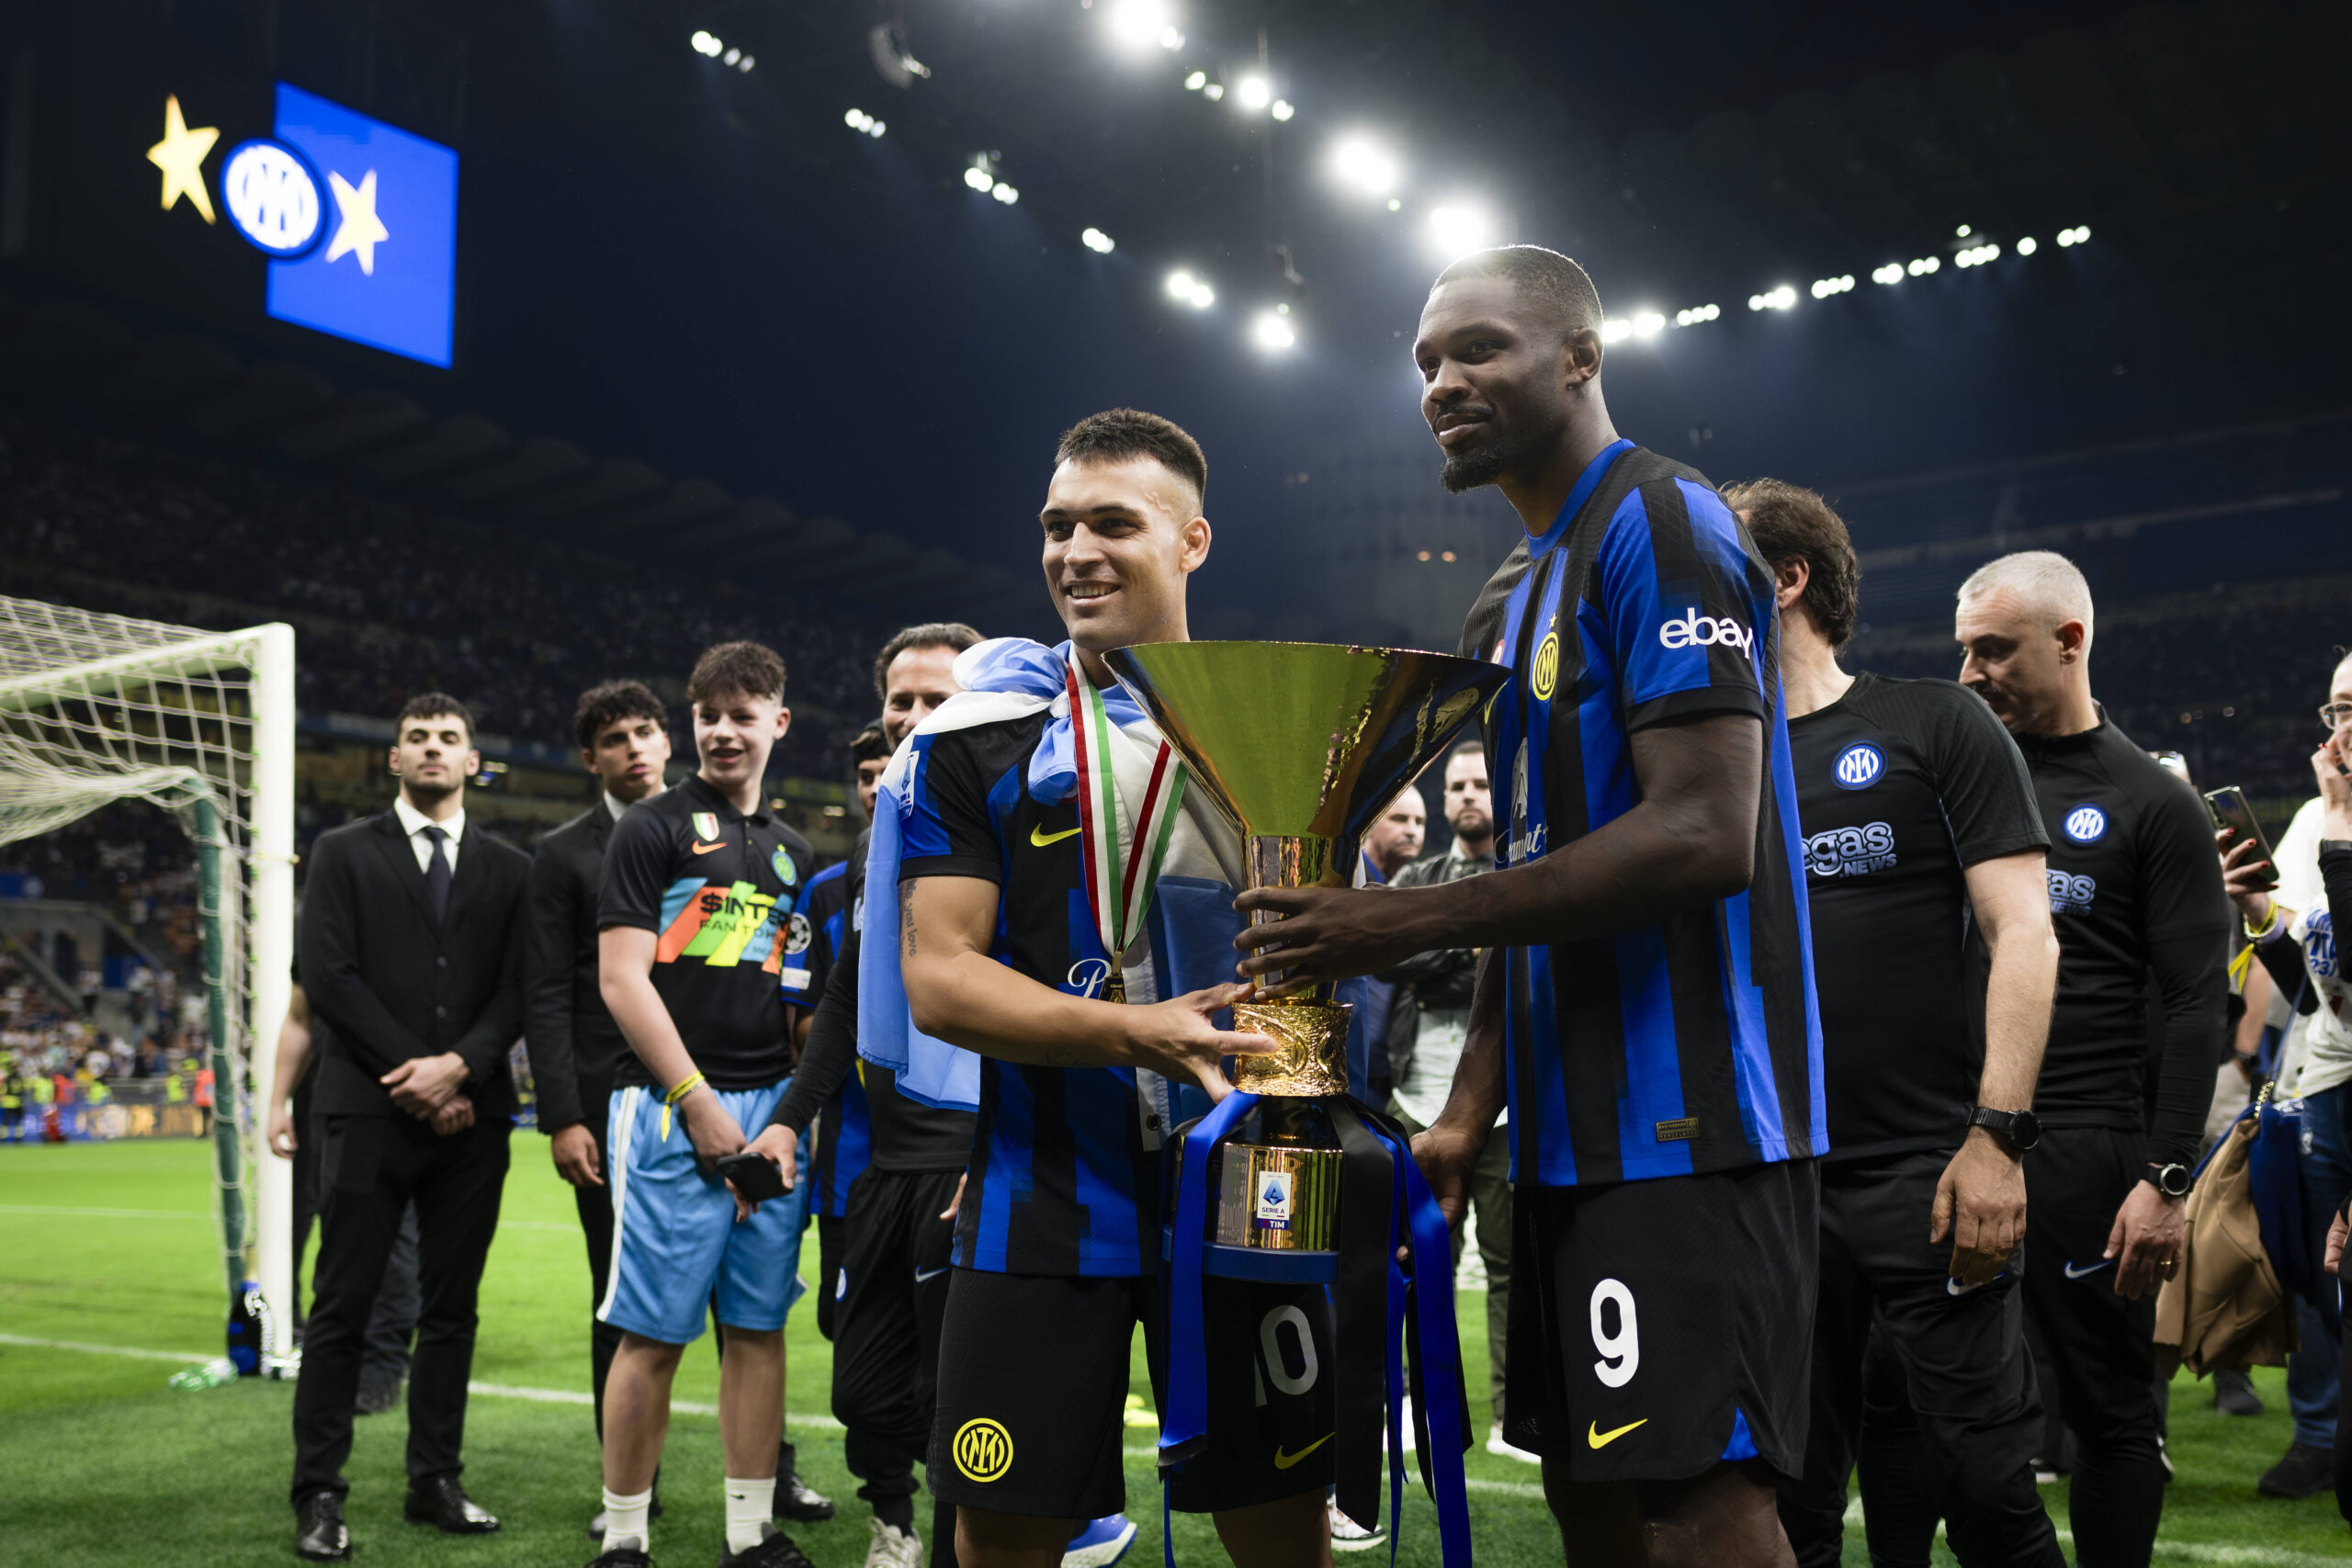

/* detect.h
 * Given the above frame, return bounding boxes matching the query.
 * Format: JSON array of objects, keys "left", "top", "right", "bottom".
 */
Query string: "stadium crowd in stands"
[{"left": 0, "top": 417, "right": 883, "bottom": 778}]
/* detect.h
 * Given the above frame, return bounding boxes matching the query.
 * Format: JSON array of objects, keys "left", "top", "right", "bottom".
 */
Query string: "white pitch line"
[{"left": 0, "top": 1333, "right": 842, "bottom": 1429}]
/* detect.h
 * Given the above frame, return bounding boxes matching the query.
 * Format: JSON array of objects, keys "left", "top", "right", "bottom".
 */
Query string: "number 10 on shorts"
[{"left": 1590, "top": 1279, "right": 1638, "bottom": 1389}]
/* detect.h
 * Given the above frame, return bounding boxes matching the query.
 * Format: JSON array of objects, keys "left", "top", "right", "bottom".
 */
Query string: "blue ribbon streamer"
[{"left": 1158, "top": 1095, "right": 1471, "bottom": 1568}]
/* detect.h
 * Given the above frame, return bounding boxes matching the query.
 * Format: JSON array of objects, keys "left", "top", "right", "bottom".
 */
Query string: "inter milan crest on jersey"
[
  {"left": 1832, "top": 741, "right": 1885, "bottom": 790},
  {"left": 2063, "top": 804, "right": 2109, "bottom": 843},
  {"left": 771, "top": 845, "right": 798, "bottom": 886}
]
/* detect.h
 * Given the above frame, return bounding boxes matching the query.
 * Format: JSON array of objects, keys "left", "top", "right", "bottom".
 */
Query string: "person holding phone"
[
  {"left": 2218, "top": 651, "right": 2352, "bottom": 1507},
  {"left": 592, "top": 641, "right": 825, "bottom": 1568}
]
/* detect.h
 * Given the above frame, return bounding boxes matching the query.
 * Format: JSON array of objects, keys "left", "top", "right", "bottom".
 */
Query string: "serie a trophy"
[{"left": 1105, "top": 641, "right": 1507, "bottom": 1563}]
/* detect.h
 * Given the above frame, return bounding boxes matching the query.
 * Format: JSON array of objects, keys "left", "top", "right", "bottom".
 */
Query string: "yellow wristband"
[
  {"left": 665, "top": 1070, "right": 707, "bottom": 1106},
  {"left": 2244, "top": 903, "right": 2281, "bottom": 941}
]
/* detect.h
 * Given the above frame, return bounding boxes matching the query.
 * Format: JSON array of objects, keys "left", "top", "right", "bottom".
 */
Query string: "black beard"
[
  {"left": 1438, "top": 412, "right": 1552, "bottom": 494},
  {"left": 1450, "top": 810, "right": 1492, "bottom": 842}
]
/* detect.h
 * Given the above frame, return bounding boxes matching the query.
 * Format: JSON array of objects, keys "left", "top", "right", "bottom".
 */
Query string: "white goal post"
[{"left": 0, "top": 596, "right": 296, "bottom": 1363}]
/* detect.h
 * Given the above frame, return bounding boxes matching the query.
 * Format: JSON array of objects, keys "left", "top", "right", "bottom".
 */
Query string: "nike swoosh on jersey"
[
  {"left": 1272, "top": 1433, "right": 1334, "bottom": 1469},
  {"left": 1029, "top": 824, "right": 1080, "bottom": 848},
  {"left": 2063, "top": 1258, "right": 2116, "bottom": 1280},
  {"left": 1587, "top": 1418, "right": 1648, "bottom": 1450},
  {"left": 914, "top": 1265, "right": 951, "bottom": 1283},
  {"left": 691, "top": 840, "right": 728, "bottom": 855}
]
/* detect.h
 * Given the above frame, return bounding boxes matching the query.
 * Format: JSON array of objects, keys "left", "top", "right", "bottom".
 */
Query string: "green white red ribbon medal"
[{"left": 1067, "top": 664, "right": 1187, "bottom": 986}]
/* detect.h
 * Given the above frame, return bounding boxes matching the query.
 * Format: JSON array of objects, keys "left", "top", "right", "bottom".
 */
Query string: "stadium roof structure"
[{"left": 0, "top": 295, "right": 1041, "bottom": 635}]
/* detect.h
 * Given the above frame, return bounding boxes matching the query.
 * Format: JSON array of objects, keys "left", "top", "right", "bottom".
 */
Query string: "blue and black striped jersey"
[
  {"left": 899, "top": 710, "right": 1189, "bottom": 1278},
  {"left": 1463, "top": 440, "right": 1826, "bottom": 1187},
  {"left": 801, "top": 859, "right": 869, "bottom": 1218}
]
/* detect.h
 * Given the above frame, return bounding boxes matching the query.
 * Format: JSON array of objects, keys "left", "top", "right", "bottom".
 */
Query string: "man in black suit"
[
  {"left": 524, "top": 680, "right": 673, "bottom": 1536},
  {"left": 291, "top": 693, "right": 531, "bottom": 1562}
]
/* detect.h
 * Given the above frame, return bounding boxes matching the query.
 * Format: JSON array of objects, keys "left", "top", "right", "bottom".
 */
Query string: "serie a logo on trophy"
[{"left": 1106, "top": 641, "right": 1506, "bottom": 1561}]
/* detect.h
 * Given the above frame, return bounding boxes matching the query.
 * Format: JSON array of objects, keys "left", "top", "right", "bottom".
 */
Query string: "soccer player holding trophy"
[
  {"left": 870, "top": 409, "right": 1487, "bottom": 1568},
  {"left": 1231, "top": 246, "right": 1829, "bottom": 1568}
]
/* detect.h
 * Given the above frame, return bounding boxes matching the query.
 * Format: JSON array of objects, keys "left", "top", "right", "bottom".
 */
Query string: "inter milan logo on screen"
[{"left": 144, "top": 84, "right": 458, "bottom": 367}]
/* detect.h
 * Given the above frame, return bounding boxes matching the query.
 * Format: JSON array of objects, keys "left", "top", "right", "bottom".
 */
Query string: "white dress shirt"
[{"left": 392, "top": 795, "right": 467, "bottom": 875}]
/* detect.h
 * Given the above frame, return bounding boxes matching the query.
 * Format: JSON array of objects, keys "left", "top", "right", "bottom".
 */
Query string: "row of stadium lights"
[
  {"left": 689, "top": 30, "right": 754, "bottom": 72},
  {"left": 795, "top": 11, "right": 2101, "bottom": 364}
]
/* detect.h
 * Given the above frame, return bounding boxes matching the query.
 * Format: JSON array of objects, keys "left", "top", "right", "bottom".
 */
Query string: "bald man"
[{"left": 1949, "top": 550, "right": 2229, "bottom": 1568}]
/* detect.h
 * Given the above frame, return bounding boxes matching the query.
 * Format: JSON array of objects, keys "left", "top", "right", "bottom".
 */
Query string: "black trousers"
[
  {"left": 290, "top": 1114, "right": 510, "bottom": 1504},
  {"left": 835, "top": 1166, "right": 961, "bottom": 1568},
  {"left": 1777, "top": 1149, "right": 2061, "bottom": 1568},
  {"left": 573, "top": 1087, "right": 626, "bottom": 1442}
]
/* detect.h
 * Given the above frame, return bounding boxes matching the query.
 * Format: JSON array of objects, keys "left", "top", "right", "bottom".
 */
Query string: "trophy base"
[
  {"left": 1232, "top": 998, "right": 1351, "bottom": 1098},
  {"left": 1215, "top": 1138, "right": 1342, "bottom": 1250}
]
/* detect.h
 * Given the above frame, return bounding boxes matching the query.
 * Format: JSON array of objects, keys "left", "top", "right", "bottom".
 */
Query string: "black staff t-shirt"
[
  {"left": 598, "top": 773, "right": 817, "bottom": 1091},
  {"left": 1790, "top": 673, "right": 2048, "bottom": 1160}
]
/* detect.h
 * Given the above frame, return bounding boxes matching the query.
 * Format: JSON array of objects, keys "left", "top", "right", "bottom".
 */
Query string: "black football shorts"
[
  {"left": 1505, "top": 1157, "right": 1819, "bottom": 1483},
  {"left": 927, "top": 1266, "right": 1336, "bottom": 1519}
]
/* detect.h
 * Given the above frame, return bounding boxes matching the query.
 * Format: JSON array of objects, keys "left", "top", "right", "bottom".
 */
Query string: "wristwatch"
[
  {"left": 1967, "top": 1106, "right": 2041, "bottom": 1153},
  {"left": 2145, "top": 1161, "right": 2192, "bottom": 1198}
]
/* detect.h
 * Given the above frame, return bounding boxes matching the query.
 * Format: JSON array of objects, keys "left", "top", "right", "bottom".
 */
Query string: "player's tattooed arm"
[{"left": 901, "top": 894, "right": 918, "bottom": 958}]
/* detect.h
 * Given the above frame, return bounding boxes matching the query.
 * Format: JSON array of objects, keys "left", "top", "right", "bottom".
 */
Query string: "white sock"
[
  {"left": 602, "top": 1485, "right": 653, "bottom": 1551},
  {"left": 724, "top": 1476, "right": 773, "bottom": 1554}
]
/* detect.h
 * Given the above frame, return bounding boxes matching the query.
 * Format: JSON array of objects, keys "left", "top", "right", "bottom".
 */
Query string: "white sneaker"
[
  {"left": 1485, "top": 1425, "right": 1541, "bottom": 1464},
  {"left": 1328, "top": 1499, "right": 1386, "bottom": 1554},
  {"left": 864, "top": 1517, "right": 922, "bottom": 1568}
]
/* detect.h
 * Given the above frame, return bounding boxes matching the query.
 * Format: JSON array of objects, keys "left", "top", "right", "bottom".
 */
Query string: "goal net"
[{"left": 0, "top": 595, "right": 295, "bottom": 1367}]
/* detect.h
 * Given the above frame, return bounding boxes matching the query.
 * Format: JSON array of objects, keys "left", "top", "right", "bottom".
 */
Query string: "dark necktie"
[{"left": 422, "top": 825, "right": 452, "bottom": 924}]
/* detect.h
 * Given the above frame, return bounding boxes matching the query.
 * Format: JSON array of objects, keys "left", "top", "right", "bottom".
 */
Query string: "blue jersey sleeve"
[{"left": 1599, "top": 477, "right": 1772, "bottom": 731}]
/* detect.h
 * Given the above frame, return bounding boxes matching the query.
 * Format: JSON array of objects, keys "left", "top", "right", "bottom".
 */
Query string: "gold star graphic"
[
  {"left": 324, "top": 169, "right": 390, "bottom": 276},
  {"left": 147, "top": 95, "right": 220, "bottom": 223}
]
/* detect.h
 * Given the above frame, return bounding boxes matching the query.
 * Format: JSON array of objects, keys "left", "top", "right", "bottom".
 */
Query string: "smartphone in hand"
[
  {"left": 716, "top": 1150, "right": 787, "bottom": 1203},
  {"left": 2204, "top": 785, "right": 2279, "bottom": 893}
]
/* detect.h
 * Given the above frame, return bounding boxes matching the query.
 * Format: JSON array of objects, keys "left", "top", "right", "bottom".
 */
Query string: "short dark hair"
[
  {"left": 1056, "top": 408, "right": 1208, "bottom": 510},
  {"left": 850, "top": 723, "right": 889, "bottom": 764},
  {"left": 1721, "top": 478, "right": 1860, "bottom": 649},
  {"left": 687, "top": 641, "right": 787, "bottom": 706},
  {"left": 873, "top": 623, "right": 983, "bottom": 704},
  {"left": 397, "top": 692, "right": 475, "bottom": 741},
  {"left": 1432, "top": 245, "right": 1604, "bottom": 341},
  {"left": 571, "top": 680, "right": 666, "bottom": 754}
]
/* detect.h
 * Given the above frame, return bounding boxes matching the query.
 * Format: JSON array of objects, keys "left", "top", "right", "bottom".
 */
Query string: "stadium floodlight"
[
  {"left": 1271, "top": 99, "right": 1295, "bottom": 121},
  {"left": 1956, "top": 224, "right": 1972, "bottom": 237},
  {"left": 0, "top": 594, "right": 296, "bottom": 1363},
  {"left": 1236, "top": 74, "right": 1272, "bottom": 110},
  {"left": 1253, "top": 310, "right": 1297, "bottom": 349},
  {"left": 1103, "top": 0, "right": 1172, "bottom": 52},
  {"left": 1160, "top": 27, "right": 1185, "bottom": 50},
  {"left": 1632, "top": 310, "right": 1666, "bottom": 338},
  {"left": 1203, "top": 82, "right": 1225, "bottom": 100},
  {"left": 1673, "top": 303, "right": 1721, "bottom": 326},
  {"left": 739, "top": 54, "right": 754, "bottom": 73},
  {"left": 992, "top": 181, "right": 1019, "bottom": 204},
  {"left": 964, "top": 164, "right": 994, "bottom": 191},
  {"left": 1166, "top": 269, "right": 1215, "bottom": 309},
  {"left": 1329, "top": 137, "right": 1399, "bottom": 197},
  {"left": 1426, "top": 203, "right": 1495, "bottom": 261},
  {"left": 1907, "top": 256, "right": 1939, "bottom": 276},
  {"left": 868, "top": 118, "right": 886, "bottom": 138},
  {"left": 2016, "top": 236, "right": 2038, "bottom": 255},
  {"left": 1809, "top": 275, "right": 1855, "bottom": 299},
  {"left": 723, "top": 47, "right": 741, "bottom": 64},
  {"left": 691, "top": 30, "right": 722, "bottom": 55},
  {"left": 1747, "top": 285, "right": 1798, "bottom": 311},
  {"left": 1600, "top": 318, "right": 1632, "bottom": 344},
  {"left": 1871, "top": 262, "right": 1904, "bottom": 285},
  {"left": 1184, "top": 70, "right": 1207, "bottom": 90},
  {"left": 1081, "top": 227, "right": 1116, "bottom": 254}
]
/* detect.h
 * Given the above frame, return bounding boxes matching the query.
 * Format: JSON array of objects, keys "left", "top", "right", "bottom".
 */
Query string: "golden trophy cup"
[{"left": 1104, "top": 641, "right": 1510, "bottom": 1259}]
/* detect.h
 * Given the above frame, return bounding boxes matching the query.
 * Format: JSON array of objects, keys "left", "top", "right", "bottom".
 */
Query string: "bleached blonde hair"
[{"left": 1957, "top": 550, "right": 2095, "bottom": 648}]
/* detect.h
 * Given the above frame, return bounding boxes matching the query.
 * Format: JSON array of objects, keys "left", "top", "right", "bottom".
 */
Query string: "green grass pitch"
[{"left": 1, "top": 1139, "right": 2345, "bottom": 1566}]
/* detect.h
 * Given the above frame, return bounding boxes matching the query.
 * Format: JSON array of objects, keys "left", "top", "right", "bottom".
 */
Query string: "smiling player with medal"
[{"left": 874, "top": 410, "right": 1339, "bottom": 1568}]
